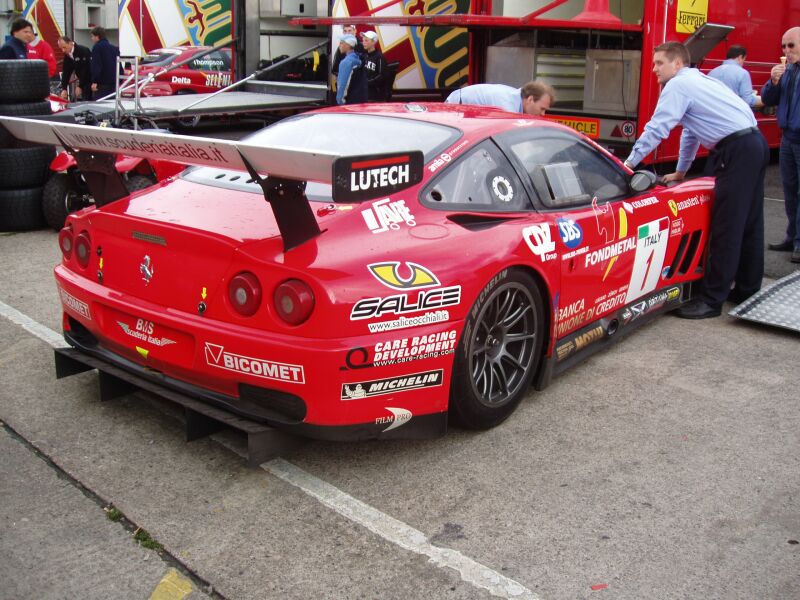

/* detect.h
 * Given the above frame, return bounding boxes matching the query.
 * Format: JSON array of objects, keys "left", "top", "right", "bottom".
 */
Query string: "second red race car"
[
  {"left": 1, "top": 104, "right": 713, "bottom": 441},
  {"left": 121, "top": 46, "right": 233, "bottom": 98}
]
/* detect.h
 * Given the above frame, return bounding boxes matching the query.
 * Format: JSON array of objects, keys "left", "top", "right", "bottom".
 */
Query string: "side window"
[
  {"left": 422, "top": 140, "right": 531, "bottom": 212},
  {"left": 505, "top": 130, "right": 628, "bottom": 208}
]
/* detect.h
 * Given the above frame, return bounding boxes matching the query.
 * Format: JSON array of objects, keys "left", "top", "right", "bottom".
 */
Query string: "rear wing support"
[
  {"left": 238, "top": 151, "right": 323, "bottom": 253},
  {"left": 51, "top": 129, "right": 130, "bottom": 206}
]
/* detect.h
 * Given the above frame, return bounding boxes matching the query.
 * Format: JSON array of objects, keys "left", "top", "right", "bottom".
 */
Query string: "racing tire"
[
  {"left": 42, "top": 173, "right": 91, "bottom": 231},
  {"left": 0, "top": 60, "right": 51, "bottom": 103},
  {"left": 0, "top": 101, "right": 52, "bottom": 148},
  {"left": 126, "top": 174, "right": 157, "bottom": 193},
  {"left": 0, "top": 187, "right": 46, "bottom": 231},
  {"left": 0, "top": 145, "right": 56, "bottom": 189},
  {"left": 449, "top": 268, "right": 545, "bottom": 430}
]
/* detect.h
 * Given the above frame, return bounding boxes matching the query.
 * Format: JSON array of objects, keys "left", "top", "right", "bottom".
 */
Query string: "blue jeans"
[{"left": 779, "top": 136, "right": 800, "bottom": 250}]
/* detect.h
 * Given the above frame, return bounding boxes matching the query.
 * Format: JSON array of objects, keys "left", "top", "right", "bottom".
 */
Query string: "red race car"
[
  {"left": 1, "top": 104, "right": 713, "bottom": 440},
  {"left": 121, "top": 46, "right": 233, "bottom": 97}
]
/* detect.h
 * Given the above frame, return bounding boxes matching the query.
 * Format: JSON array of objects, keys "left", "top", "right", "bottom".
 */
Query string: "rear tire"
[
  {"left": 450, "top": 268, "right": 545, "bottom": 429},
  {"left": 0, "top": 187, "right": 46, "bottom": 231},
  {"left": 126, "top": 174, "right": 156, "bottom": 193},
  {"left": 42, "top": 173, "right": 90, "bottom": 231}
]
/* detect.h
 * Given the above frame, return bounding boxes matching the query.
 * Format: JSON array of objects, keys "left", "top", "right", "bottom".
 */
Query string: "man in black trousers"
[
  {"left": 58, "top": 35, "right": 93, "bottom": 101},
  {"left": 624, "top": 42, "right": 769, "bottom": 319}
]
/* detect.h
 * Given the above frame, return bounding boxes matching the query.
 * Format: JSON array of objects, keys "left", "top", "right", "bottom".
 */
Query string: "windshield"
[
  {"left": 141, "top": 51, "right": 179, "bottom": 67},
  {"left": 244, "top": 113, "right": 461, "bottom": 163}
]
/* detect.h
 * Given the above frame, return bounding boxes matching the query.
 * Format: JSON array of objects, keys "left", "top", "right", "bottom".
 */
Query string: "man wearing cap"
[
  {"left": 331, "top": 24, "right": 363, "bottom": 78},
  {"left": 335, "top": 34, "right": 368, "bottom": 105},
  {"left": 361, "top": 31, "right": 388, "bottom": 101},
  {"left": 445, "top": 81, "right": 555, "bottom": 116}
]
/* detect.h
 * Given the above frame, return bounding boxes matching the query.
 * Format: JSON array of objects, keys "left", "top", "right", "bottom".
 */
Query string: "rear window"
[{"left": 244, "top": 113, "right": 461, "bottom": 163}]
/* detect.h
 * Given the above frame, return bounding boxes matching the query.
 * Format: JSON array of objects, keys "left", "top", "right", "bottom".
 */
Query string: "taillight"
[
  {"left": 274, "top": 279, "right": 314, "bottom": 325},
  {"left": 74, "top": 231, "right": 91, "bottom": 269},
  {"left": 228, "top": 272, "right": 262, "bottom": 316},
  {"left": 58, "top": 226, "right": 73, "bottom": 260}
]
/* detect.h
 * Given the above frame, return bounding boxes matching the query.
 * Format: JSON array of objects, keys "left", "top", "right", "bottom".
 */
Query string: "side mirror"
[{"left": 629, "top": 170, "right": 658, "bottom": 193}]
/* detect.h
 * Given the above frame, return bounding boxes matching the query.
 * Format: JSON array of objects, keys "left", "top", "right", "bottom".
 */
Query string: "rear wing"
[{"left": 0, "top": 116, "right": 421, "bottom": 251}]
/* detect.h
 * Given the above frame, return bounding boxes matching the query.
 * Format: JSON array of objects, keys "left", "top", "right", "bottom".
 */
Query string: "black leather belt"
[{"left": 715, "top": 126, "right": 759, "bottom": 150}]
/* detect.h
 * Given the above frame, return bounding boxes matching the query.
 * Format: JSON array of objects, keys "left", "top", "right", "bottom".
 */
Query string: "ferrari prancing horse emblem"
[{"left": 140, "top": 255, "right": 154, "bottom": 285}]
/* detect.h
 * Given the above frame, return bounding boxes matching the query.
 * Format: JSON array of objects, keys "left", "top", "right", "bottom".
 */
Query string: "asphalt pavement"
[{"left": 0, "top": 160, "right": 798, "bottom": 600}]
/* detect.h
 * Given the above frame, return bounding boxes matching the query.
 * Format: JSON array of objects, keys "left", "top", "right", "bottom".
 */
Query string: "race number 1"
[{"left": 626, "top": 217, "right": 669, "bottom": 302}]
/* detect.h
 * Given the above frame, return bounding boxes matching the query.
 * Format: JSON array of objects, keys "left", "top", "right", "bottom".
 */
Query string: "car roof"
[{"left": 312, "top": 102, "right": 581, "bottom": 141}]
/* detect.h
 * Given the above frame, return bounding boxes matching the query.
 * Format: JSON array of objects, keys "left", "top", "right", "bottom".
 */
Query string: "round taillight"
[
  {"left": 274, "top": 279, "right": 314, "bottom": 325},
  {"left": 74, "top": 231, "right": 91, "bottom": 268},
  {"left": 58, "top": 227, "right": 73, "bottom": 260},
  {"left": 228, "top": 272, "right": 262, "bottom": 317}
]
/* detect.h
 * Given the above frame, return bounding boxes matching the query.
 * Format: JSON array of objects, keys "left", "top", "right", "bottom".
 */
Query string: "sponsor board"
[
  {"left": 59, "top": 288, "right": 91, "bottom": 320},
  {"left": 341, "top": 369, "right": 443, "bottom": 400},
  {"left": 677, "top": 196, "right": 701, "bottom": 211},
  {"left": 171, "top": 76, "right": 191, "bottom": 84},
  {"left": 523, "top": 224, "right": 557, "bottom": 262},
  {"left": 116, "top": 319, "right": 176, "bottom": 347},
  {"left": 353, "top": 263, "right": 460, "bottom": 322},
  {"left": 546, "top": 116, "right": 600, "bottom": 139},
  {"left": 557, "top": 218, "right": 583, "bottom": 249},
  {"left": 621, "top": 286, "right": 681, "bottom": 323},
  {"left": 333, "top": 151, "right": 423, "bottom": 203},
  {"left": 670, "top": 218, "right": 684, "bottom": 237},
  {"left": 428, "top": 140, "right": 469, "bottom": 173},
  {"left": 584, "top": 237, "right": 636, "bottom": 268},
  {"left": 361, "top": 199, "right": 416, "bottom": 234},
  {"left": 376, "top": 407, "right": 412, "bottom": 432},
  {"left": 555, "top": 325, "right": 605, "bottom": 362},
  {"left": 676, "top": 0, "right": 707, "bottom": 33},
  {"left": 343, "top": 330, "right": 457, "bottom": 370},
  {"left": 204, "top": 342, "right": 304, "bottom": 384},
  {"left": 630, "top": 196, "right": 658, "bottom": 209},
  {"left": 366, "top": 310, "right": 450, "bottom": 333}
]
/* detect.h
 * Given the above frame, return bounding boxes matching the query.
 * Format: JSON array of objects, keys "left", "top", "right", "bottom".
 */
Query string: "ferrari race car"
[
  {"left": 121, "top": 46, "right": 233, "bottom": 97},
  {"left": 0, "top": 104, "right": 713, "bottom": 440}
]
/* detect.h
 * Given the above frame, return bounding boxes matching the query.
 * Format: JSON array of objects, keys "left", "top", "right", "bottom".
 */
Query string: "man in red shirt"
[{"left": 27, "top": 31, "right": 57, "bottom": 78}]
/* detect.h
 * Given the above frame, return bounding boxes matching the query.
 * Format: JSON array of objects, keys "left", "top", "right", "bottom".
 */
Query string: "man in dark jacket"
[
  {"left": 762, "top": 26, "right": 800, "bottom": 263},
  {"left": 0, "top": 18, "right": 35, "bottom": 59},
  {"left": 361, "top": 31, "right": 388, "bottom": 101},
  {"left": 57, "top": 35, "right": 93, "bottom": 101},
  {"left": 89, "top": 26, "right": 120, "bottom": 99}
]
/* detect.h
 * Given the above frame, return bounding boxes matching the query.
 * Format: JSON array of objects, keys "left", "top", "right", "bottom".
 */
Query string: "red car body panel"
[{"left": 38, "top": 103, "right": 712, "bottom": 440}]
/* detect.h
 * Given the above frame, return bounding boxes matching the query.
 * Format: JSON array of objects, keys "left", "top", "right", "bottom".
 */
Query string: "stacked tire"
[{"left": 0, "top": 60, "right": 56, "bottom": 231}]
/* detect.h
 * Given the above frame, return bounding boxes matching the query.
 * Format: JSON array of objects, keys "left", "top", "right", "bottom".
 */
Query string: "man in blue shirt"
[
  {"left": 445, "top": 81, "right": 554, "bottom": 116},
  {"left": 0, "top": 18, "right": 34, "bottom": 59},
  {"left": 89, "top": 26, "right": 120, "bottom": 99},
  {"left": 709, "top": 45, "right": 763, "bottom": 109},
  {"left": 335, "top": 34, "right": 367, "bottom": 105},
  {"left": 762, "top": 26, "right": 800, "bottom": 263},
  {"left": 624, "top": 41, "right": 769, "bottom": 319}
]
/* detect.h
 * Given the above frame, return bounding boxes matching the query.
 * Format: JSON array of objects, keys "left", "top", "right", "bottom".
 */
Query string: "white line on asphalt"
[
  {"left": 265, "top": 458, "right": 540, "bottom": 600},
  {"left": 0, "top": 301, "right": 541, "bottom": 600},
  {"left": 0, "top": 299, "right": 65, "bottom": 349},
  {"left": 765, "top": 196, "right": 785, "bottom": 202}
]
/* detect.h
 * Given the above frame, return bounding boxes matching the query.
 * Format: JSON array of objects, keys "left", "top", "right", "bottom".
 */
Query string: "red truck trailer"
[{"left": 296, "top": 0, "right": 800, "bottom": 163}]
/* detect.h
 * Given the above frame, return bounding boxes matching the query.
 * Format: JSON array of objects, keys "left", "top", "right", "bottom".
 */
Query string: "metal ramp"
[
  {"left": 54, "top": 348, "right": 306, "bottom": 467},
  {"left": 729, "top": 270, "right": 800, "bottom": 333}
]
